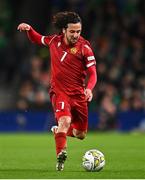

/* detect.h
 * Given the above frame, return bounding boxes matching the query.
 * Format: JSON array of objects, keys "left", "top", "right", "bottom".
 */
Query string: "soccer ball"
[{"left": 82, "top": 149, "right": 105, "bottom": 172}]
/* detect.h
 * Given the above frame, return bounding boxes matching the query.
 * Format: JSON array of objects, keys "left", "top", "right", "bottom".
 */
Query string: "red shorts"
[{"left": 50, "top": 92, "right": 88, "bottom": 131}]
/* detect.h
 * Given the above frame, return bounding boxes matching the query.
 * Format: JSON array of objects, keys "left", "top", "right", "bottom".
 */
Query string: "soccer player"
[{"left": 17, "top": 11, "right": 97, "bottom": 171}]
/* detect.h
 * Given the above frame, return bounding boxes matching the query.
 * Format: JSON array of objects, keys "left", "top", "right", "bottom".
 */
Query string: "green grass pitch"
[{"left": 0, "top": 132, "right": 145, "bottom": 179}]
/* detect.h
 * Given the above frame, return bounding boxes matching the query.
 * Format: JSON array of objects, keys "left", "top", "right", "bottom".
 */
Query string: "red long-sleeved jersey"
[{"left": 27, "top": 27, "right": 97, "bottom": 95}]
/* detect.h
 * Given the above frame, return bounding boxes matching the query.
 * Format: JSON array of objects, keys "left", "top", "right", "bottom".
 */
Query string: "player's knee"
[
  {"left": 75, "top": 132, "right": 86, "bottom": 140},
  {"left": 77, "top": 135, "right": 85, "bottom": 140},
  {"left": 58, "top": 116, "right": 71, "bottom": 132}
]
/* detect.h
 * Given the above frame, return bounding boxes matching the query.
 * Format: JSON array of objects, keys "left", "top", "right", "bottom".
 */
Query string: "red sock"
[
  {"left": 67, "top": 125, "right": 74, "bottom": 137},
  {"left": 55, "top": 132, "right": 67, "bottom": 155}
]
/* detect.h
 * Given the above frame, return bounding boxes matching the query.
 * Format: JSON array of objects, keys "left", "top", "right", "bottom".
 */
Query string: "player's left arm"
[
  {"left": 85, "top": 65, "right": 97, "bottom": 102},
  {"left": 82, "top": 42, "right": 97, "bottom": 102}
]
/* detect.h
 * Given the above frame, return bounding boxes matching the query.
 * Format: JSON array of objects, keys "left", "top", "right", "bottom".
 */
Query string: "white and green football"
[{"left": 82, "top": 149, "right": 105, "bottom": 172}]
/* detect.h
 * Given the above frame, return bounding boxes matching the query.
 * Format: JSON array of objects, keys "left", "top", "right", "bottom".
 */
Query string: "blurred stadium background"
[{"left": 0, "top": 0, "right": 145, "bottom": 132}]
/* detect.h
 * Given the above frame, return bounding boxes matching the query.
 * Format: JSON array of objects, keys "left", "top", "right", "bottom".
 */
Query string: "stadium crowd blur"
[{"left": 0, "top": 0, "right": 145, "bottom": 130}]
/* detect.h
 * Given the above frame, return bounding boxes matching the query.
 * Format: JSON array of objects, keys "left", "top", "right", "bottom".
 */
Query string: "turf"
[{"left": 0, "top": 132, "right": 145, "bottom": 179}]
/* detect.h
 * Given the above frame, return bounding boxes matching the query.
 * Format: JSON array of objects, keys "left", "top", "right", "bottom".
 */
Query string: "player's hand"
[
  {"left": 17, "top": 23, "right": 31, "bottom": 32},
  {"left": 85, "top": 88, "right": 93, "bottom": 102}
]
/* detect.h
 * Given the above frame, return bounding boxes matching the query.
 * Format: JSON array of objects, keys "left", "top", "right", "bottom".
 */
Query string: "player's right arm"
[
  {"left": 17, "top": 23, "right": 56, "bottom": 46},
  {"left": 17, "top": 23, "right": 43, "bottom": 45}
]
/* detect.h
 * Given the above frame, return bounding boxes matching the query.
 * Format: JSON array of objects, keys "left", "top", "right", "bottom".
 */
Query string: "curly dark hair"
[{"left": 52, "top": 11, "right": 82, "bottom": 31}]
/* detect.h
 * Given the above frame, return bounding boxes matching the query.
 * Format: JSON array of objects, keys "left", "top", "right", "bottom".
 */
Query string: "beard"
[{"left": 66, "top": 36, "right": 78, "bottom": 45}]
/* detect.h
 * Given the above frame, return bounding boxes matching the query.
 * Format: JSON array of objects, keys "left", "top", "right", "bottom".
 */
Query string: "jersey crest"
[{"left": 70, "top": 47, "right": 78, "bottom": 54}]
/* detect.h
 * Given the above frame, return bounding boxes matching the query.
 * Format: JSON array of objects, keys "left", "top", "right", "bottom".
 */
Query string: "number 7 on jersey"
[{"left": 60, "top": 51, "right": 67, "bottom": 62}]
